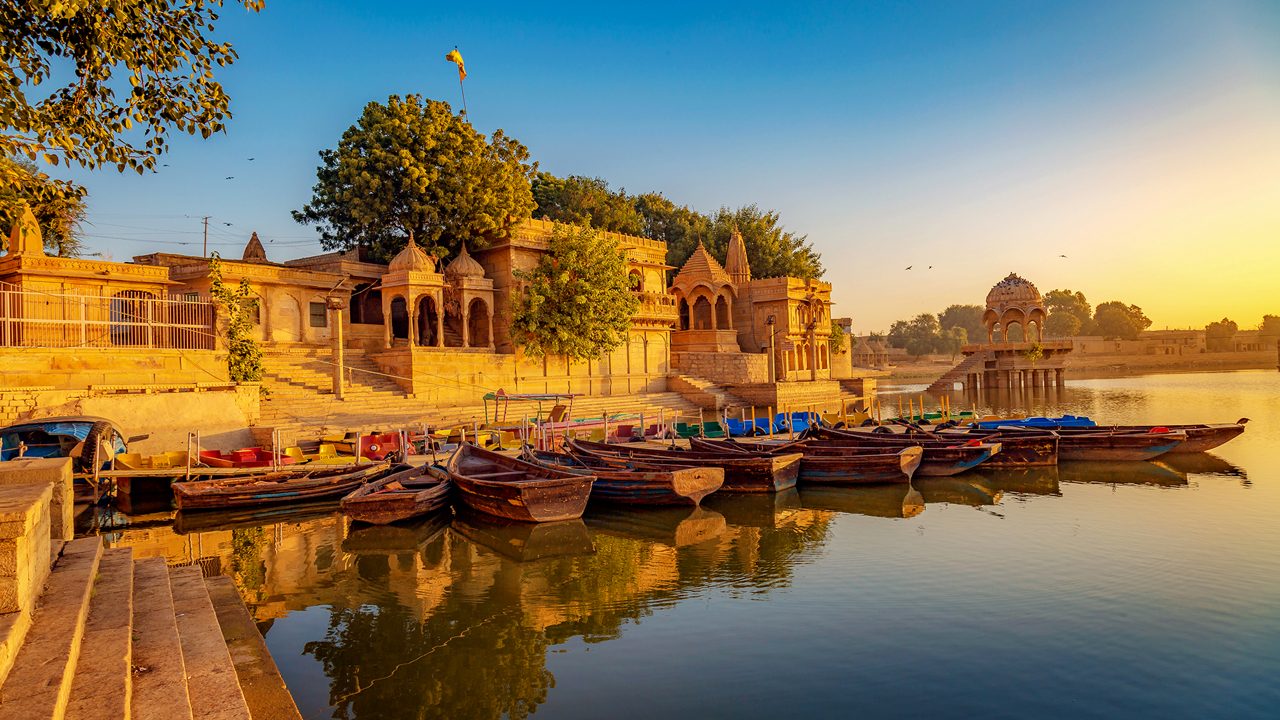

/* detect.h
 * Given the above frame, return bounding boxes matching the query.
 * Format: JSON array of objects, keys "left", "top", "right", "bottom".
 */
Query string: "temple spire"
[
  {"left": 242, "top": 231, "right": 267, "bottom": 262},
  {"left": 725, "top": 226, "right": 750, "bottom": 285}
]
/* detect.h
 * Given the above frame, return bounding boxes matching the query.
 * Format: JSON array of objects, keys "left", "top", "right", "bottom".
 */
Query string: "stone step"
[
  {"left": 205, "top": 576, "right": 302, "bottom": 720},
  {"left": 65, "top": 547, "right": 134, "bottom": 720},
  {"left": 169, "top": 565, "right": 252, "bottom": 720},
  {"left": 131, "top": 557, "right": 194, "bottom": 720},
  {"left": 0, "top": 536, "right": 103, "bottom": 719}
]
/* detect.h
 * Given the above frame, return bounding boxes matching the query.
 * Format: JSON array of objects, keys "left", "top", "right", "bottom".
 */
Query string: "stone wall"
[
  {"left": 671, "top": 352, "right": 768, "bottom": 384},
  {"left": 724, "top": 380, "right": 850, "bottom": 413},
  {"left": 0, "top": 386, "right": 259, "bottom": 452},
  {"left": 0, "top": 348, "right": 228, "bottom": 388},
  {"left": 369, "top": 330, "right": 671, "bottom": 407},
  {"left": 0, "top": 458, "right": 72, "bottom": 541}
]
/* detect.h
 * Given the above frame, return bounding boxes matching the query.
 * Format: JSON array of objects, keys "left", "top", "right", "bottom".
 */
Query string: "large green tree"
[
  {"left": 887, "top": 313, "right": 943, "bottom": 357},
  {"left": 1093, "top": 301, "right": 1151, "bottom": 340},
  {"left": 509, "top": 223, "right": 640, "bottom": 360},
  {"left": 700, "top": 205, "right": 823, "bottom": 279},
  {"left": 1044, "top": 289, "right": 1095, "bottom": 337},
  {"left": 1205, "top": 318, "right": 1238, "bottom": 351},
  {"left": 531, "top": 173, "right": 643, "bottom": 235},
  {"left": 938, "top": 304, "right": 984, "bottom": 342},
  {"left": 2, "top": 0, "right": 263, "bottom": 174},
  {"left": 294, "top": 95, "right": 537, "bottom": 261},
  {"left": 1, "top": 156, "right": 84, "bottom": 256},
  {"left": 633, "top": 192, "right": 710, "bottom": 268}
]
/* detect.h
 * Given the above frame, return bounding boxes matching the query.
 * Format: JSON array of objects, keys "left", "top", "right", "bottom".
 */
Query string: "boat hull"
[
  {"left": 172, "top": 463, "right": 389, "bottom": 511},
  {"left": 569, "top": 440, "right": 799, "bottom": 493},
  {"left": 340, "top": 465, "right": 451, "bottom": 525},
  {"left": 691, "top": 438, "right": 922, "bottom": 485},
  {"left": 526, "top": 450, "right": 723, "bottom": 505},
  {"left": 1056, "top": 432, "right": 1185, "bottom": 462},
  {"left": 448, "top": 445, "right": 592, "bottom": 523}
]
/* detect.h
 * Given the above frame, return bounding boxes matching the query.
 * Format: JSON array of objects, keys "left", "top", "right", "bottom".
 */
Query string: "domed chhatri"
[
  {"left": 985, "top": 272, "right": 1042, "bottom": 308},
  {"left": 982, "top": 272, "right": 1046, "bottom": 343},
  {"left": 444, "top": 242, "right": 486, "bottom": 280},
  {"left": 388, "top": 235, "right": 435, "bottom": 273}
]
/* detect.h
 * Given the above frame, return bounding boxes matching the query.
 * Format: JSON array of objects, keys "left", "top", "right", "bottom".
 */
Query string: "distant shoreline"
[{"left": 878, "top": 350, "right": 1277, "bottom": 385}]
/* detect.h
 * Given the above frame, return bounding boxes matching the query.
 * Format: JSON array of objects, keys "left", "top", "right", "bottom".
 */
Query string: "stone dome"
[
  {"left": 388, "top": 236, "right": 434, "bottom": 273},
  {"left": 444, "top": 242, "right": 485, "bottom": 279},
  {"left": 985, "top": 272, "right": 1042, "bottom": 309}
]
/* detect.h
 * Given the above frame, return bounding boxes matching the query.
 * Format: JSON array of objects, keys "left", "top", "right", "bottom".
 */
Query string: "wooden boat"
[
  {"left": 340, "top": 464, "right": 452, "bottom": 525},
  {"left": 523, "top": 449, "right": 723, "bottom": 506},
  {"left": 568, "top": 439, "right": 801, "bottom": 493},
  {"left": 583, "top": 505, "right": 728, "bottom": 547},
  {"left": 690, "top": 437, "right": 923, "bottom": 485},
  {"left": 171, "top": 462, "right": 390, "bottom": 511},
  {"left": 197, "top": 447, "right": 298, "bottom": 469},
  {"left": 796, "top": 428, "right": 1001, "bottom": 477},
  {"left": 1044, "top": 422, "right": 1245, "bottom": 454},
  {"left": 451, "top": 508, "right": 596, "bottom": 561},
  {"left": 446, "top": 444, "right": 593, "bottom": 522},
  {"left": 798, "top": 484, "right": 925, "bottom": 519},
  {"left": 1051, "top": 430, "right": 1185, "bottom": 461},
  {"left": 921, "top": 429, "right": 1059, "bottom": 467}
]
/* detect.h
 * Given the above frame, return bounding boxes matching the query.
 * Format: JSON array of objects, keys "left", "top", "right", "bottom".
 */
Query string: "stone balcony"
[{"left": 631, "top": 291, "right": 679, "bottom": 326}]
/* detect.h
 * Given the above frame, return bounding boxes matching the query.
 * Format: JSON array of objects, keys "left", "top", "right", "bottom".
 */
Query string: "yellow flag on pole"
[{"left": 445, "top": 48, "right": 466, "bottom": 81}]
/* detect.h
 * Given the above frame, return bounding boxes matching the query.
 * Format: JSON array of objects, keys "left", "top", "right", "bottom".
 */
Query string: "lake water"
[{"left": 95, "top": 370, "right": 1280, "bottom": 719}]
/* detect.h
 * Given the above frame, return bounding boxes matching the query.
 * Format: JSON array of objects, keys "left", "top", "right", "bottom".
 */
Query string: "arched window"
[
  {"left": 628, "top": 269, "right": 643, "bottom": 292},
  {"left": 678, "top": 298, "right": 690, "bottom": 331},
  {"left": 110, "top": 290, "right": 157, "bottom": 346}
]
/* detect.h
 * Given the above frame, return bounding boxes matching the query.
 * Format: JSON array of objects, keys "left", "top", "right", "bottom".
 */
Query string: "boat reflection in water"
[
  {"left": 798, "top": 483, "right": 925, "bottom": 519},
  {"left": 172, "top": 499, "right": 341, "bottom": 535},
  {"left": 972, "top": 468, "right": 1062, "bottom": 497},
  {"left": 341, "top": 511, "right": 451, "bottom": 556},
  {"left": 583, "top": 505, "right": 727, "bottom": 548},
  {"left": 450, "top": 509, "right": 596, "bottom": 562},
  {"left": 703, "top": 487, "right": 803, "bottom": 528},
  {"left": 914, "top": 476, "right": 1004, "bottom": 507},
  {"left": 1057, "top": 461, "right": 1188, "bottom": 488},
  {"left": 1156, "top": 453, "right": 1248, "bottom": 482}
]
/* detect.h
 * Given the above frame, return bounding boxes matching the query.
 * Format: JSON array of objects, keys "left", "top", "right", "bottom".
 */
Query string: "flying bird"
[
  {"left": 928, "top": 265, "right": 933, "bottom": 269},
  {"left": 223, "top": 222, "right": 233, "bottom": 227},
  {"left": 905, "top": 265, "right": 913, "bottom": 270},
  {"left": 247, "top": 157, "right": 255, "bottom": 161},
  {"left": 225, "top": 176, "right": 235, "bottom": 180},
  {"left": 1059, "top": 254, "right": 1068, "bottom": 258}
]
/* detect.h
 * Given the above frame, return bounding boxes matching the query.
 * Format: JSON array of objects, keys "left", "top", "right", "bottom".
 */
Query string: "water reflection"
[
  {"left": 100, "top": 490, "right": 834, "bottom": 719},
  {"left": 914, "top": 476, "right": 1003, "bottom": 506},
  {"left": 974, "top": 468, "right": 1062, "bottom": 496},
  {"left": 1158, "top": 453, "right": 1249, "bottom": 482},
  {"left": 798, "top": 484, "right": 925, "bottom": 518},
  {"left": 1058, "top": 461, "right": 1188, "bottom": 487}
]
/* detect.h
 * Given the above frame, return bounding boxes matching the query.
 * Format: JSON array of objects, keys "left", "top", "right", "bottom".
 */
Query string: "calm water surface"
[{"left": 97, "top": 370, "right": 1280, "bottom": 719}]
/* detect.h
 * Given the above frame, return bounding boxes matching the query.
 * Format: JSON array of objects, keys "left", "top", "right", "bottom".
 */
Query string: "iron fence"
[{"left": 0, "top": 282, "right": 216, "bottom": 350}]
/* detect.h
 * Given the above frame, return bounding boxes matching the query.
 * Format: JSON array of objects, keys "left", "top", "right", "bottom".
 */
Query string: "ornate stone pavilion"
[
  {"left": 668, "top": 230, "right": 835, "bottom": 383},
  {"left": 930, "top": 273, "right": 1072, "bottom": 393}
]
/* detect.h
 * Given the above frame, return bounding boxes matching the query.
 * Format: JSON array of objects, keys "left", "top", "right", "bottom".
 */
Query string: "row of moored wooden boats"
[{"left": 164, "top": 417, "right": 1247, "bottom": 528}]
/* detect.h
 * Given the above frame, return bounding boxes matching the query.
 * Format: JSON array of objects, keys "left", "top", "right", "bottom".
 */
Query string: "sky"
[{"left": 49, "top": 0, "right": 1280, "bottom": 333}]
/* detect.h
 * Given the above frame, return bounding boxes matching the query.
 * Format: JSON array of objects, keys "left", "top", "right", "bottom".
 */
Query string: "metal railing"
[{"left": 0, "top": 282, "right": 216, "bottom": 350}]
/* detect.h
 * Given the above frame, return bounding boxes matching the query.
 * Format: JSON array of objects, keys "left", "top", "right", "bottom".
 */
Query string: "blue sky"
[{"left": 57, "top": 0, "right": 1280, "bottom": 330}]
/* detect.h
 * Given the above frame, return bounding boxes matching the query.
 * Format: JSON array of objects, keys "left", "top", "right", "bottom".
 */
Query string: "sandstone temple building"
[{"left": 1, "top": 209, "right": 864, "bottom": 448}]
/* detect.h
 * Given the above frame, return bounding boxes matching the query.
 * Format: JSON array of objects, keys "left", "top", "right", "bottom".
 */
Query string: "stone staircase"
[
  {"left": 0, "top": 470, "right": 299, "bottom": 720},
  {"left": 926, "top": 353, "right": 986, "bottom": 394},
  {"left": 668, "top": 374, "right": 750, "bottom": 411}
]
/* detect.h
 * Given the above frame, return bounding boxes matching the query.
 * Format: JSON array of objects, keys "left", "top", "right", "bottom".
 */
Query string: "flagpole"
[{"left": 458, "top": 73, "right": 468, "bottom": 120}]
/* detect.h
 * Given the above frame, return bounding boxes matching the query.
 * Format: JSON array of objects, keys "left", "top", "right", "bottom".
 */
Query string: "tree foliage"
[
  {"left": 940, "top": 326, "right": 968, "bottom": 360},
  {"left": 937, "top": 304, "right": 984, "bottom": 343},
  {"left": 1259, "top": 315, "right": 1280, "bottom": 340},
  {"left": 531, "top": 172, "right": 823, "bottom": 278},
  {"left": 531, "top": 173, "right": 643, "bottom": 235},
  {"left": 1, "top": 155, "right": 84, "bottom": 256},
  {"left": 294, "top": 95, "right": 537, "bottom": 262},
  {"left": 829, "top": 320, "right": 846, "bottom": 354},
  {"left": 509, "top": 224, "right": 639, "bottom": 360},
  {"left": 1, "top": 0, "right": 264, "bottom": 174},
  {"left": 1093, "top": 301, "right": 1151, "bottom": 340},
  {"left": 1044, "top": 289, "right": 1094, "bottom": 337},
  {"left": 888, "top": 313, "right": 944, "bottom": 357},
  {"left": 1205, "top": 317, "right": 1238, "bottom": 351},
  {"left": 209, "top": 253, "right": 264, "bottom": 383}
]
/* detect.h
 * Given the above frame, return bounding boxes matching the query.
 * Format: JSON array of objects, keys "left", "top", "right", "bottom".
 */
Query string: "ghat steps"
[
  {"left": 926, "top": 353, "right": 986, "bottom": 394},
  {"left": 668, "top": 374, "right": 750, "bottom": 412},
  {"left": 0, "top": 528, "right": 299, "bottom": 719}
]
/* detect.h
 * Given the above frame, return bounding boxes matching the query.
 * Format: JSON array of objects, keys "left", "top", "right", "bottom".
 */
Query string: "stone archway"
[
  {"left": 110, "top": 290, "right": 157, "bottom": 346},
  {"left": 678, "top": 298, "right": 690, "bottom": 331},
  {"left": 714, "top": 295, "right": 731, "bottom": 329},
  {"left": 417, "top": 296, "right": 439, "bottom": 347},
  {"left": 388, "top": 296, "right": 409, "bottom": 341},
  {"left": 467, "top": 298, "right": 490, "bottom": 348},
  {"left": 269, "top": 293, "right": 303, "bottom": 343},
  {"left": 692, "top": 296, "right": 713, "bottom": 330}
]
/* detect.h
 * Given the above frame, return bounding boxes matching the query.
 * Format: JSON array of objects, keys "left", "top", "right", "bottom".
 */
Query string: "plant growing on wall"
[
  {"left": 1022, "top": 342, "right": 1044, "bottom": 363},
  {"left": 829, "top": 319, "right": 846, "bottom": 354},
  {"left": 509, "top": 223, "right": 640, "bottom": 360},
  {"left": 209, "top": 253, "right": 264, "bottom": 383}
]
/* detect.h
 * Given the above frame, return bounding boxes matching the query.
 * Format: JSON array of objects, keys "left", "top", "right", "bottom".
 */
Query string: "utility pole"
[{"left": 202, "top": 216, "right": 210, "bottom": 257}]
